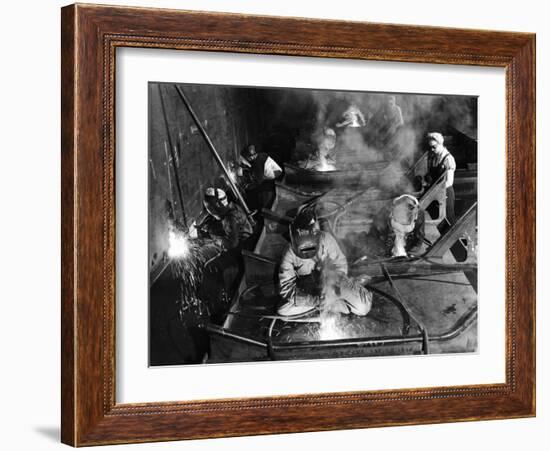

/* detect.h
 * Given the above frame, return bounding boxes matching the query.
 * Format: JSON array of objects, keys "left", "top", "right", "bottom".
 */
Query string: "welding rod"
[{"left": 173, "top": 85, "right": 252, "bottom": 218}]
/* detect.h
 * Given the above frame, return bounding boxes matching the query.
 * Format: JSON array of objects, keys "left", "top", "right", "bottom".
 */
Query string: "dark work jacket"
[
  {"left": 428, "top": 152, "right": 452, "bottom": 183},
  {"left": 251, "top": 153, "right": 270, "bottom": 184},
  {"left": 196, "top": 204, "right": 253, "bottom": 251}
]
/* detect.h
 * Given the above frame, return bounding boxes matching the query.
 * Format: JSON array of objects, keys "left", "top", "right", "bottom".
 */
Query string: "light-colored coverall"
[{"left": 277, "top": 231, "right": 372, "bottom": 316}]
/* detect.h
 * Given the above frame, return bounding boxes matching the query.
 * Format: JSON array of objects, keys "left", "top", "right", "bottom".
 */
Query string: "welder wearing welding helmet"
[
  {"left": 203, "top": 187, "right": 230, "bottom": 219},
  {"left": 277, "top": 208, "right": 371, "bottom": 317},
  {"left": 289, "top": 208, "right": 322, "bottom": 259},
  {"left": 198, "top": 187, "right": 253, "bottom": 251}
]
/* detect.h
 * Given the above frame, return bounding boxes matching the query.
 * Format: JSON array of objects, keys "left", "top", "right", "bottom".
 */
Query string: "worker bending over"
[
  {"left": 374, "top": 194, "right": 425, "bottom": 257},
  {"left": 277, "top": 208, "right": 372, "bottom": 317},
  {"left": 196, "top": 187, "right": 253, "bottom": 250}
]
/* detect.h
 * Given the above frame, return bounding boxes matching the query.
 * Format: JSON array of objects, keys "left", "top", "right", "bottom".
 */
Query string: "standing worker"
[
  {"left": 426, "top": 132, "right": 457, "bottom": 224},
  {"left": 240, "top": 144, "right": 282, "bottom": 210}
]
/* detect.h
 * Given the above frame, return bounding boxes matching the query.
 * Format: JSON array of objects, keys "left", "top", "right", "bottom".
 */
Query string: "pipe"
[
  {"left": 271, "top": 306, "right": 477, "bottom": 351},
  {"left": 206, "top": 306, "right": 477, "bottom": 353},
  {"left": 173, "top": 85, "right": 252, "bottom": 219},
  {"left": 205, "top": 323, "right": 268, "bottom": 348},
  {"left": 381, "top": 263, "right": 430, "bottom": 353},
  {"left": 365, "top": 284, "right": 411, "bottom": 336},
  {"left": 157, "top": 84, "right": 188, "bottom": 228}
]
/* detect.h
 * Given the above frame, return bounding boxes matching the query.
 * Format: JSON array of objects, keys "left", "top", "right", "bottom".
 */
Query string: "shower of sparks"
[
  {"left": 166, "top": 223, "right": 218, "bottom": 324},
  {"left": 317, "top": 313, "right": 345, "bottom": 340}
]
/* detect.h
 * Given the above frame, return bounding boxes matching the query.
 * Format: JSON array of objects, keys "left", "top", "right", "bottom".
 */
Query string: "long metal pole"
[
  {"left": 173, "top": 85, "right": 252, "bottom": 217},
  {"left": 157, "top": 84, "right": 188, "bottom": 228}
]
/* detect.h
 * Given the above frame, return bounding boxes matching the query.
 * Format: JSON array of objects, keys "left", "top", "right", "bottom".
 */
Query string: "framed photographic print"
[{"left": 61, "top": 3, "right": 536, "bottom": 446}]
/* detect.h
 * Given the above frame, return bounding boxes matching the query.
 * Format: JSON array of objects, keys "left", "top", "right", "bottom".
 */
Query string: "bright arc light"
[
  {"left": 318, "top": 314, "right": 343, "bottom": 340},
  {"left": 168, "top": 228, "right": 191, "bottom": 259},
  {"left": 316, "top": 155, "right": 336, "bottom": 172}
]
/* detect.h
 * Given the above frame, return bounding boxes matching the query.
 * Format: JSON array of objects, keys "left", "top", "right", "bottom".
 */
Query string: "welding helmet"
[
  {"left": 203, "top": 187, "right": 230, "bottom": 219},
  {"left": 289, "top": 208, "right": 321, "bottom": 259},
  {"left": 390, "top": 194, "right": 419, "bottom": 229}
]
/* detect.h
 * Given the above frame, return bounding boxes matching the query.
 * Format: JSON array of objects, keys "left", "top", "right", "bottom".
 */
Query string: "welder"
[
  {"left": 277, "top": 208, "right": 372, "bottom": 317},
  {"left": 196, "top": 187, "right": 253, "bottom": 250},
  {"left": 374, "top": 194, "right": 425, "bottom": 257},
  {"left": 239, "top": 144, "right": 282, "bottom": 210},
  {"left": 196, "top": 187, "right": 254, "bottom": 323}
]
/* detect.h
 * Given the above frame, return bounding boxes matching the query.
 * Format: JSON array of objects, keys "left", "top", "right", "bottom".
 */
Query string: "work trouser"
[
  {"left": 446, "top": 186, "right": 456, "bottom": 225},
  {"left": 322, "top": 272, "right": 372, "bottom": 316},
  {"left": 277, "top": 272, "right": 372, "bottom": 317},
  {"left": 200, "top": 248, "right": 243, "bottom": 324}
]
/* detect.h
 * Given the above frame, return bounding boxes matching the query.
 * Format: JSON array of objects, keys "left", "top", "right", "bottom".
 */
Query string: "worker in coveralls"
[
  {"left": 375, "top": 194, "right": 425, "bottom": 257},
  {"left": 196, "top": 187, "right": 254, "bottom": 323},
  {"left": 426, "top": 132, "right": 457, "bottom": 224},
  {"left": 277, "top": 208, "right": 372, "bottom": 317},
  {"left": 239, "top": 144, "right": 282, "bottom": 210}
]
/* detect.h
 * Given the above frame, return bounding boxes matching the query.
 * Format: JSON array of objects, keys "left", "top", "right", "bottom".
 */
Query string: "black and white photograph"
[{"left": 148, "top": 82, "right": 478, "bottom": 366}]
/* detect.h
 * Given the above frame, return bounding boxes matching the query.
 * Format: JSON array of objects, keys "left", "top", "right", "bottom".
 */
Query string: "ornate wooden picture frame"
[{"left": 61, "top": 3, "right": 535, "bottom": 446}]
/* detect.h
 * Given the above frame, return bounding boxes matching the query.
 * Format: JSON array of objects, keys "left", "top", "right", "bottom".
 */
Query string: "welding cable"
[
  {"left": 351, "top": 255, "right": 421, "bottom": 267},
  {"left": 362, "top": 283, "right": 412, "bottom": 336},
  {"left": 267, "top": 317, "right": 277, "bottom": 360},
  {"left": 380, "top": 263, "right": 430, "bottom": 354},
  {"left": 265, "top": 305, "right": 321, "bottom": 360},
  {"left": 226, "top": 310, "right": 322, "bottom": 322},
  {"left": 401, "top": 277, "right": 472, "bottom": 287},
  {"left": 233, "top": 282, "right": 320, "bottom": 320}
]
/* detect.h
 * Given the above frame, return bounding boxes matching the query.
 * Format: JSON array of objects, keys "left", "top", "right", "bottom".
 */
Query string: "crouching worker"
[
  {"left": 375, "top": 194, "right": 425, "bottom": 257},
  {"left": 196, "top": 187, "right": 254, "bottom": 323},
  {"left": 277, "top": 208, "right": 372, "bottom": 317}
]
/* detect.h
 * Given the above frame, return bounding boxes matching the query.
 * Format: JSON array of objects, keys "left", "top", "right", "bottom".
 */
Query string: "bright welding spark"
[
  {"left": 316, "top": 155, "right": 336, "bottom": 172},
  {"left": 318, "top": 313, "right": 344, "bottom": 340},
  {"left": 168, "top": 228, "right": 191, "bottom": 260}
]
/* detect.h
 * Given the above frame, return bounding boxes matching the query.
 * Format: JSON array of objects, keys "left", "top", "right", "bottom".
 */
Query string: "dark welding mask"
[
  {"left": 289, "top": 208, "right": 321, "bottom": 259},
  {"left": 203, "top": 187, "right": 230, "bottom": 219}
]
